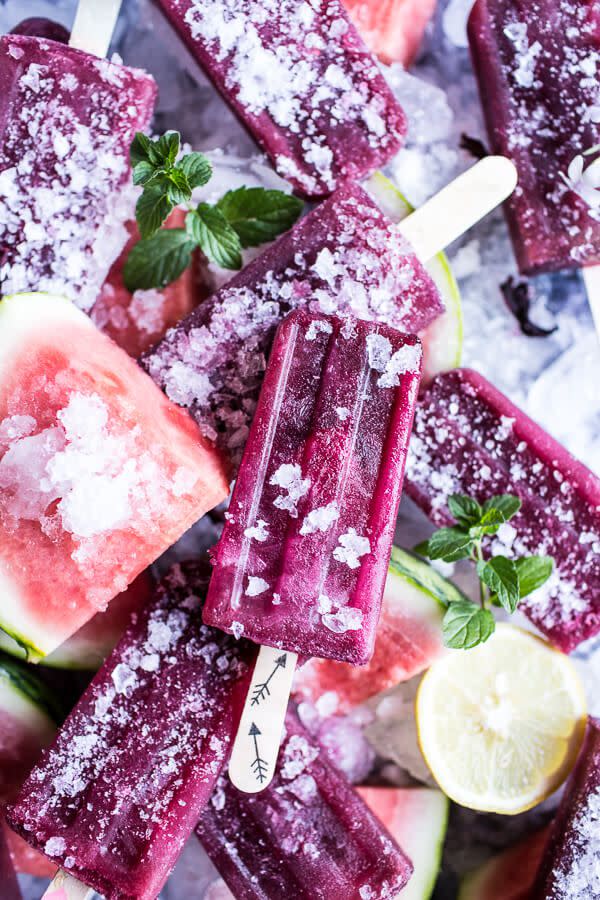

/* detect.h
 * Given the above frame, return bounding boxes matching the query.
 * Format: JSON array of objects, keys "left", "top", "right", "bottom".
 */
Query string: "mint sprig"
[
  {"left": 416, "top": 492, "right": 553, "bottom": 650},
  {"left": 124, "top": 131, "right": 303, "bottom": 291}
]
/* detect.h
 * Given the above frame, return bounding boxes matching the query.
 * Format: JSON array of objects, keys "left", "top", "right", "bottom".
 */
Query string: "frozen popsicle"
[
  {"left": 530, "top": 716, "right": 600, "bottom": 899},
  {"left": 0, "top": 826, "right": 21, "bottom": 900},
  {"left": 195, "top": 710, "right": 413, "bottom": 900},
  {"left": 0, "top": 31, "right": 156, "bottom": 310},
  {"left": 204, "top": 309, "right": 422, "bottom": 664},
  {"left": 6, "top": 561, "right": 255, "bottom": 900},
  {"left": 468, "top": 0, "right": 600, "bottom": 275},
  {"left": 0, "top": 291, "right": 228, "bottom": 659},
  {"left": 405, "top": 368, "right": 600, "bottom": 652},
  {"left": 154, "top": 0, "right": 406, "bottom": 199}
]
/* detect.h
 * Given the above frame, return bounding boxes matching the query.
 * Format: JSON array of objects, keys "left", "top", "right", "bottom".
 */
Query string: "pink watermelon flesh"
[
  {"left": 91, "top": 209, "right": 202, "bottom": 359},
  {"left": 0, "top": 294, "right": 229, "bottom": 656},
  {"left": 459, "top": 828, "right": 550, "bottom": 900},
  {"left": 343, "top": 0, "right": 437, "bottom": 66}
]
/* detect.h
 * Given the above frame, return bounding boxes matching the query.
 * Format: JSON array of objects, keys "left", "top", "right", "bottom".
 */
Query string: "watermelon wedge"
[
  {"left": 91, "top": 209, "right": 200, "bottom": 359},
  {"left": 0, "top": 292, "right": 228, "bottom": 659},
  {"left": 0, "top": 654, "right": 58, "bottom": 877},
  {"left": 343, "top": 0, "right": 437, "bottom": 66},
  {"left": 293, "top": 548, "right": 464, "bottom": 715},
  {"left": 458, "top": 828, "right": 550, "bottom": 900},
  {"left": 358, "top": 786, "right": 448, "bottom": 899},
  {"left": 0, "top": 572, "right": 153, "bottom": 671}
]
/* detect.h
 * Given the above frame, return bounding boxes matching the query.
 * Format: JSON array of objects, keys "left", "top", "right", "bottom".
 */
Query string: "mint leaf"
[
  {"left": 448, "top": 494, "right": 483, "bottom": 527},
  {"left": 179, "top": 152, "right": 212, "bottom": 189},
  {"left": 165, "top": 168, "right": 192, "bottom": 205},
  {"left": 130, "top": 132, "right": 153, "bottom": 167},
  {"left": 150, "top": 131, "right": 180, "bottom": 166},
  {"left": 132, "top": 160, "right": 157, "bottom": 186},
  {"left": 186, "top": 204, "right": 243, "bottom": 269},
  {"left": 136, "top": 183, "right": 174, "bottom": 240},
  {"left": 483, "top": 494, "right": 522, "bottom": 522},
  {"left": 516, "top": 556, "right": 553, "bottom": 599},
  {"left": 123, "top": 229, "right": 195, "bottom": 291},
  {"left": 443, "top": 602, "right": 495, "bottom": 649},
  {"left": 477, "top": 556, "right": 520, "bottom": 612},
  {"left": 413, "top": 539, "right": 432, "bottom": 559},
  {"left": 216, "top": 187, "right": 303, "bottom": 247},
  {"left": 469, "top": 508, "right": 506, "bottom": 538},
  {"left": 427, "top": 527, "right": 473, "bottom": 562}
]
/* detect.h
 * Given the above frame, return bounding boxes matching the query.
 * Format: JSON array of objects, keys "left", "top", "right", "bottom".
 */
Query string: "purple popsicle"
[
  {"left": 196, "top": 710, "right": 413, "bottom": 900},
  {"left": 405, "top": 368, "right": 600, "bottom": 653},
  {"left": 154, "top": 0, "right": 406, "bottom": 199},
  {"left": 531, "top": 717, "right": 600, "bottom": 899},
  {"left": 0, "top": 826, "right": 21, "bottom": 900},
  {"left": 203, "top": 309, "right": 422, "bottom": 665},
  {"left": 0, "top": 34, "right": 157, "bottom": 310},
  {"left": 6, "top": 562, "right": 255, "bottom": 900},
  {"left": 142, "top": 181, "right": 440, "bottom": 468},
  {"left": 468, "top": 0, "right": 600, "bottom": 275}
]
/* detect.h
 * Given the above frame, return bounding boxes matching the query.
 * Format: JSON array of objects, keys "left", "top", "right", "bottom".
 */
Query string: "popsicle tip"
[{"left": 478, "top": 155, "right": 519, "bottom": 198}]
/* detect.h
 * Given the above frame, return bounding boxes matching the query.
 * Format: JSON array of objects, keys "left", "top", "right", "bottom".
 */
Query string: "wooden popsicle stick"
[
  {"left": 583, "top": 265, "right": 600, "bottom": 340},
  {"left": 397, "top": 156, "right": 518, "bottom": 262},
  {"left": 69, "top": 0, "right": 123, "bottom": 59},
  {"left": 229, "top": 645, "right": 298, "bottom": 793},
  {"left": 42, "top": 870, "right": 94, "bottom": 899}
]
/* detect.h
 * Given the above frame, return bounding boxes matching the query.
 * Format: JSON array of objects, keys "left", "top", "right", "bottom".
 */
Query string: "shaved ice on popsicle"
[
  {"left": 154, "top": 0, "right": 406, "bottom": 199},
  {"left": 6, "top": 562, "right": 255, "bottom": 900},
  {"left": 468, "top": 0, "right": 600, "bottom": 274},
  {"left": 0, "top": 34, "right": 156, "bottom": 309},
  {"left": 195, "top": 710, "right": 413, "bottom": 900},
  {"left": 406, "top": 368, "right": 600, "bottom": 652},
  {"left": 143, "top": 181, "right": 440, "bottom": 466},
  {"left": 0, "top": 292, "right": 228, "bottom": 659},
  {"left": 203, "top": 309, "right": 422, "bottom": 665}
]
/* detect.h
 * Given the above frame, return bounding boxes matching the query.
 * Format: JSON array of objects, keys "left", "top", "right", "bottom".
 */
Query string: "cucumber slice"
[
  {"left": 366, "top": 172, "right": 463, "bottom": 382},
  {"left": 359, "top": 786, "right": 449, "bottom": 900},
  {"left": 0, "top": 654, "right": 62, "bottom": 726},
  {"left": 389, "top": 546, "right": 468, "bottom": 609}
]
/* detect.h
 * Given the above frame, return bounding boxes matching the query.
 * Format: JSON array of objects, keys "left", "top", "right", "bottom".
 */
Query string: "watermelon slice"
[
  {"left": 0, "top": 654, "right": 58, "bottom": 877},
  {"left": 91, "top": 209, "right": 201, "bottom": 359},
  {"left": 458, "top": 828, "right": 550, "bottom": 900},
  {"left": 358, "top": 786, "right": 448, "bottom": 899},
  {"left": 293, "top": 547, "right": 465, "bottom": 715},
  {"left": 0, "top": 572, "right": 153, "bottom": 671},
  {"left": 343, "top": 0, "right": 437, "bottom": 66},
  {"left": 366, "top": 172, "right": 463, "bottom": 385},
  {"left": 0, "top": 292, "right": 228, "bottom": 659}
]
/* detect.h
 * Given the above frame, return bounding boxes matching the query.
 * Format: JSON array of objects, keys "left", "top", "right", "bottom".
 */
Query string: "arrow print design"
[
  {"left": 251, "top": 653, "right": 288, "bottom": 706},
  {"left": 249, "top": 722, "right": 268, "bottom": 783}
]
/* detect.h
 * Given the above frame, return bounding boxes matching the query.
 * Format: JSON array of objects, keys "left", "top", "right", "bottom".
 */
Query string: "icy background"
[{"left": 1, "top": 0, "right": 599, "bottom": 897}]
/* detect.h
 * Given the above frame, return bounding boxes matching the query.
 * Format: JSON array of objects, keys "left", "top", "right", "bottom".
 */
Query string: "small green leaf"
[
  {"left": 477, "top": 556, "right": 520, "bottom": 612},
  {"left": 150, "top": 131, "right": 181, "bottom": 166},
  {"left": 165, "top": 168, "right": 192, "bottom": 205},
  {"left": 515, "top": 556, "right": 554, "bottom": 599},
  {"left": 179, "top": 152, "right": 212, "bottom": 189},
  {"left": 442, "top": 602, "right": 495, "bottom": 650},
  {"left": 413, "top": 540, "right": 431, "bottom": 559},
  {"left": 427, "top": 527, "right": 473, "bottom": 562},
  {"left": 136, "top": 183, "right": 174, "bottom": 240},
  {"left": 448, "top": 494, "right": 483, "bottom": 527},
  {"left": 482, "top": 494, "right": 522, "bottom": 522},
  {"left": 216, "top": 186, "right": 303, "bottom": 247},
  {"left": 123, "top": 229, "right": 195, "bottom": 291},
  {"left": 187, "top": 204, "right": 243, "bottom": 269},
  {"left": 469, "top": 508, "right": 506, "bottom": 538},
  {"left": 132, "top": 160, "right": 159, "bottom": 186},
  {"left": 130, "top": 132, "right": 153, "bottom": 167}
]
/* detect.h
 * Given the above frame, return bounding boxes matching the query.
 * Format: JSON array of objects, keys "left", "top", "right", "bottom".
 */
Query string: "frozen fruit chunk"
[
  {"left": 530, "top": 717, "right": 600, "bottom": 900},
  {"left": 143, "top": 182, "right": 440, "bottom": 466},
  {"left": 6, "top": 562, "right": 255, "bottom": 900},
  {"left": 0, "top": 292, "right": 228, "bottom": 658},
  {"left": 293, "top": 547, "right": 454, "bottom": 714},
  {"left": 344, "top": 0, "right": 437, "bottom": 66},
  {"left": 406, "top": 368, "right": 600, "bottom": 653},
  {"left": 155, "top": 0, "right": 406, "bottom": 199},
  {"left": 195, "top": 710, "right": 413, "bottom": 900},
  {"left": 468, "top": 0, "right": 600, "bottom": 274},
  {"left": 91, "top": 210, "right": 200, "bottom": 358},
  {"left": 459, "top": 828, "right": 550, "bottom": 900},
  {"left": 0, "top": 34, "right": 156, "bottom": 310},
  {"left": 203, "top": 310, "right": 422, "bottom": 665}
]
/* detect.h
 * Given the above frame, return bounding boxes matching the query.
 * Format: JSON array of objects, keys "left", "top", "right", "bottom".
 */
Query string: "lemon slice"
[{"left": 416, "top": 623, "right": 587, "bottom": 814}]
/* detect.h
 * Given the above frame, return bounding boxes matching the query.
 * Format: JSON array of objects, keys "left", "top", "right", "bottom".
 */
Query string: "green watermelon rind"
[{"left": 0, "top": 652, "right": 63, "bottom": 725}]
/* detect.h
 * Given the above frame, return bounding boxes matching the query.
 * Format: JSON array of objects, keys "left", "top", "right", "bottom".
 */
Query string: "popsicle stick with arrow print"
[{"left": 228, "top": 156, "right": 518, "bottom": 796}]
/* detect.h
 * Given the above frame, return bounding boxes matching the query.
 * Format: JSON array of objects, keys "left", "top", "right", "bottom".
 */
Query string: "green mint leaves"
[
  {"left": 416, "top": 492, "right": 553, "bottom": 651},
  {"left": 124, "top": 131, "right": 303, "bottom": 292}
]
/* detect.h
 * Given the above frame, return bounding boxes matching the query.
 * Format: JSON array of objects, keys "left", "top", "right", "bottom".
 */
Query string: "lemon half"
[{"left": 416, "top": 623, "right": 587, "bottom": 814}]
